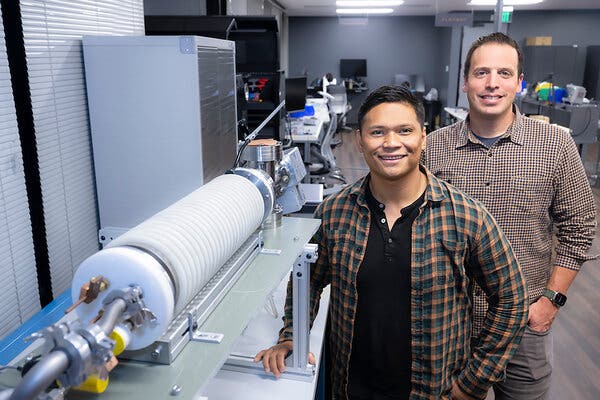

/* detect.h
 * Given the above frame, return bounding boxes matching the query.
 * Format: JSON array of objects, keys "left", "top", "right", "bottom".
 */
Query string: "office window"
[
  {"left": 20, "top": 0, "right": 145, "bottom": 297},
  {"left": 0, "top": 2, "right": 40, "bottom": 339}
]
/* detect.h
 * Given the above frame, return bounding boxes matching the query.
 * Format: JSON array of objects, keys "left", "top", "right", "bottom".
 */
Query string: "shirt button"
[
  {"left": 485, "top": 181, "right": 491, "bottom": 186},
  {"left": 381, "top": 218, "right": 386, "bottom": 224},
  {"left": 388, "top": 238, "right": 393, "bottom": 243},
  {"left": 487, "top": 152, "right": 493, "bottom": 157},
  {"left": 379, "top": 203, "right": 384, "bottom": 209}
]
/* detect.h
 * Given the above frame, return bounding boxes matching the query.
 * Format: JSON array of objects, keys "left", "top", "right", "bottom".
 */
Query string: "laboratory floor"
[{"left": 330, "top": 130, "right": 600, "bottom": 400}]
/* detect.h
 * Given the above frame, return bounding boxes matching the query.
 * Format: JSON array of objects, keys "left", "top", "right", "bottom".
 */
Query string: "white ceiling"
[{"left": 276, "top": 0, "right": 600, "bottom": 17}]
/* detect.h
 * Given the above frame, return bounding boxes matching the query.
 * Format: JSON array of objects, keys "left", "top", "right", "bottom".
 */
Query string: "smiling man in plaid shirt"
[{"left": 256, "top": 85, "right": 528, "bottom": 399}]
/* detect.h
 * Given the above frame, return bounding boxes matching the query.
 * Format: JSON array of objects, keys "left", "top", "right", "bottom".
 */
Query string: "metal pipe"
[
  {"left": 8, "top": 350, "right": 69, "bottom": 400},
  {"left": 247, "top": 100, "right": 286, "bottom": 142},
  {"left": 97, "top": 298, "right": 127, "bottom": 335}
]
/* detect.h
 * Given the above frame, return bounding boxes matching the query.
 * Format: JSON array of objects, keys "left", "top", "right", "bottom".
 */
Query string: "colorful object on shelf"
[
  {"left": 289, "top": 105, "right": 315, "bottom": 118},
  {"left": 535, "top": 82, "right": 566, "bottom": 103}
]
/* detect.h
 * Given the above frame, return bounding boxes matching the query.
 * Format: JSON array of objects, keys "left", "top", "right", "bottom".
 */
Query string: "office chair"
[
  {"left": 322, "top": 84, "right": 352, "bottom": 146},
  {"left": 309, "top": 108, "right": 346, "bottom": 184},
  {"left": 326, "top": 84, "right": 348, "bottom": 116}
]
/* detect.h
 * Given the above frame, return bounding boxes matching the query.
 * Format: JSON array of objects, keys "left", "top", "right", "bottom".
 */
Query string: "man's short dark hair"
[
  {"left": 357, "top": 85, "right": 425, "bottom": 130},
  {"left": 464, "top": 32, "right": 524, "bottom": 79}
]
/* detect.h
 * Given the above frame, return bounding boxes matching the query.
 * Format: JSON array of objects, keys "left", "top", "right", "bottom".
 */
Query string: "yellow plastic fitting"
[
  {"left": 110, "top": 324, "right": 131, "bottom": 356},
  {"left": 73, "top": 375, "right": 109, "bottom": 393}
]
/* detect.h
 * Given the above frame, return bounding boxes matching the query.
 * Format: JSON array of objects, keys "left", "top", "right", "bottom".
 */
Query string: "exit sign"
[{"left": 502, "top": 11, "right": 512, "bottom": 23}]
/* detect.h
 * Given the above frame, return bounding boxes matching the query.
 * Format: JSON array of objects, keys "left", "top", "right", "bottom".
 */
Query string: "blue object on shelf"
[
  {"left": 549, "top": 87, "right": 566, "bottom": 103},
  {"left": 289, "top": 105, "right": 315, "bottom": 118}
]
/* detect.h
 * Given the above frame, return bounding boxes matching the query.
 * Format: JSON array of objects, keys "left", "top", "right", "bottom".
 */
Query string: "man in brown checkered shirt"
[{"left": 427, "top": 33, "right": 597, "bottom": 399}]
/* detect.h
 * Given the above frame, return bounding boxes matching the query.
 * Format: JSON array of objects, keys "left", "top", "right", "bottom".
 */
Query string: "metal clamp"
[{"left": 102, "top": 286, "right": 157, "bottom": 330}]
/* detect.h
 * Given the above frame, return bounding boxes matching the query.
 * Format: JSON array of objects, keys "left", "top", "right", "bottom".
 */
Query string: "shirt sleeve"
[
  {"left": 278, "top": 203, "right": 332, "bottom": 343},
  {"left": 455, "top": 208, "right": 529, "bottom": 398},
  {"left": 551, "top": 133, "right": 597, "bottom": 270}
]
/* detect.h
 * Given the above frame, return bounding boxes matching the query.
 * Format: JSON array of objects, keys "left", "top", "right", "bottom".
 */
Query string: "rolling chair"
[
  {"left": 326, "top": 84, "right": 348, "bottom": 115},
  {"left": 318, "top": 86, "right": 349, "bottom": 148},
  {"left": 327, "top": 85, "right": 351, "bottom": 130},
  {"left": 309, "top": 107, "right": 346, "bottom": 184}
]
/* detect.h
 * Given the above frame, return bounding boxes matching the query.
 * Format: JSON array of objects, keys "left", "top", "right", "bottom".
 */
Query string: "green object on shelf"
[{"left": 537, "top": 87, "right": 566, "bottom": 103}]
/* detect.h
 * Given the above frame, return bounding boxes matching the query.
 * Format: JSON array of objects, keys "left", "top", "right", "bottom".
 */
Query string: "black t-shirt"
[{"left": 348, "top": 186, "right": 425, "bottom": 400}]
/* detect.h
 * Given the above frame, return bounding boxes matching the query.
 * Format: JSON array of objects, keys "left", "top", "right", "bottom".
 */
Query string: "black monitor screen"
[
  {"left": 340, "top": 59, "right": 367, "bottom": 78},
  {"left": 285, "top": 77, "right": 307, "bottom": 113}
]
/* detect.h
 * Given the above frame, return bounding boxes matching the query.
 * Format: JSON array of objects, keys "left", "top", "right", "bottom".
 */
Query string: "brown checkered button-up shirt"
[
  {"left": 279, "top": 169, "right": 528, "bottom": 399},
  {"left": 426, "top": 107, "right": 597, "bottom": 332}
]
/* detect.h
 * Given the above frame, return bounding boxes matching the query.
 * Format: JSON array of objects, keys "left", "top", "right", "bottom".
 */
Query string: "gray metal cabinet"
[
  {"left": 83, "top": 36, "right": 237, "bottom": 241},
  {"left": 524, "top": 45, "right": 578, "bottom": 87},
  {"left": 584, "top": 45, "right": 600, "bottom": 99}
]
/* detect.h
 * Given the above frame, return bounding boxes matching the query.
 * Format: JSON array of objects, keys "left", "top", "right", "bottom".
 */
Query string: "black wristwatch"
[{"left": 542, "top": 288, "right": 567, "bottom": 307}]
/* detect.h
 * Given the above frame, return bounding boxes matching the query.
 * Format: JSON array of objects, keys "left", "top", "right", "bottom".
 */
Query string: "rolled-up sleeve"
[{"left": 552, "top": 134, "right": 597, "bottom": 270}]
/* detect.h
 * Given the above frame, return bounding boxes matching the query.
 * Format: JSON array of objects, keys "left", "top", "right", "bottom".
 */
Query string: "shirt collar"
[
  {"left": 351, "top": 165, "right": 447, "bottom": 208},
  {"left": 456, "top": 104, "right": 525, "bottom": 148}
]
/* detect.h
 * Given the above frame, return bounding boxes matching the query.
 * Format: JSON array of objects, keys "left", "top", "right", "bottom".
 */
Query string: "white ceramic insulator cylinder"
[
  {"left": 72, "top": 174, "right": 264, "bottom": 350},
  {"left": 107, "top": 173, "right": 265, "bottom": 315}
]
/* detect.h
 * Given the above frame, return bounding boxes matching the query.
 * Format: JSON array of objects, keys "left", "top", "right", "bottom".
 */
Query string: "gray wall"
[
  {"left": 289, "top": 16, "right": 452, "bottom": 123},
  {"left": 508, "top": 9, "right": 600, "bottom": 86}
]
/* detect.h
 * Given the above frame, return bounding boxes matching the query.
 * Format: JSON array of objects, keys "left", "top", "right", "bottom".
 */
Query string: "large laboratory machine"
[{"left": 0, "top": 36, "right": 320, "bottom": 400}]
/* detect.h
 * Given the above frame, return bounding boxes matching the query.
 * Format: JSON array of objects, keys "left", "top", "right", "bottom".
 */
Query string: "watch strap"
[{"left": 543, "top": 288, "right": 567, "bottom": 307}]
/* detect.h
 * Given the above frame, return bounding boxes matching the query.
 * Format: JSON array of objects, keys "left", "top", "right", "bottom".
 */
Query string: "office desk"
[
  {"left": 516, "top": 97, "right": 599, "bottom": 144},
  {"left": 290, "top": 99, "right": 330, "bottom": 165},
  {"left": 306, "top": 98, "right": 330, "bottom": 124}
]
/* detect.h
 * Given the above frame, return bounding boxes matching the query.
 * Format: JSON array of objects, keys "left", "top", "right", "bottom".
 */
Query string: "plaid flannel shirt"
[
  {"left": 426, "top": 107, "right": 596, "bottom": 332},
  {"left": 279, "top": 168, "right": 528, "bottom": 399}
]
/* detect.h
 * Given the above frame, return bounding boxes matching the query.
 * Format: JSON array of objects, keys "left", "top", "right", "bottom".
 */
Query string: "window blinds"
[
  {"left": 20, "top": 0, "right": 145, "bottom": 297},
  {"left": 0, "top": 2, "right": 40, "bottom": 339}
]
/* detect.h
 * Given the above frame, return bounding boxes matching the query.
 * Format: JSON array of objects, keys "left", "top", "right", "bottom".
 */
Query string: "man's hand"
[
  {"left": 528, "top": 296, "right": 558, "bottom": 333},
  {"left": 253, "top": 341, "right": 315, "bottom": 378},
  {"left": 451, "top": 381, "right": 478, "bottom": 400}
]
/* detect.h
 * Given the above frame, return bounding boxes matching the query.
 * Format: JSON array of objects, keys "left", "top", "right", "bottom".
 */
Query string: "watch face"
[{"left": 554, "top": 292, "right": 567, "bottom": 306}]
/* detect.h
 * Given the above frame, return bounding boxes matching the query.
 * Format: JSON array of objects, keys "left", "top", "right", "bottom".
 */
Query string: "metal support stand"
[
  {"left": 223, "top": 243, "right": 318, "bottom": 381},
  {"left": 291, "top": 243, "right": 317, "bottom": 373}
]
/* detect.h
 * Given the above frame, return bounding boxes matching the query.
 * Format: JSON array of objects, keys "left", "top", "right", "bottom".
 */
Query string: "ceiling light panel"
[
  {"left": 468, "top": 0, "right": 543, "bottom": 5},
  {"left": 336, "top": 8, "right": 395, "bottom": 14},
  {"left": 336, "top": 1, "right": 404, "bottom": 6}
]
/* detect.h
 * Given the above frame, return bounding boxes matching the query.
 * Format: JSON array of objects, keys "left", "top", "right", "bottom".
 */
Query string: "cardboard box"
[{"left": 526, "top": 36, "right": 552, "bottom": 46}]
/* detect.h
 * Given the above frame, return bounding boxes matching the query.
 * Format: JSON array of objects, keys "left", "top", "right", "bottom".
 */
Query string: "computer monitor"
[
  {"left": 340, "top": 59, "right": 367, "bottom": 79},
  {"left": 285, "top": 77, "right": 307, "bottom": 112}
]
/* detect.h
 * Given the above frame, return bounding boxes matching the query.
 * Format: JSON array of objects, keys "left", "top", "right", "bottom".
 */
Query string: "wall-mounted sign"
[{"left": 435, "top": 12, "right": 473, "bottom": 27}]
